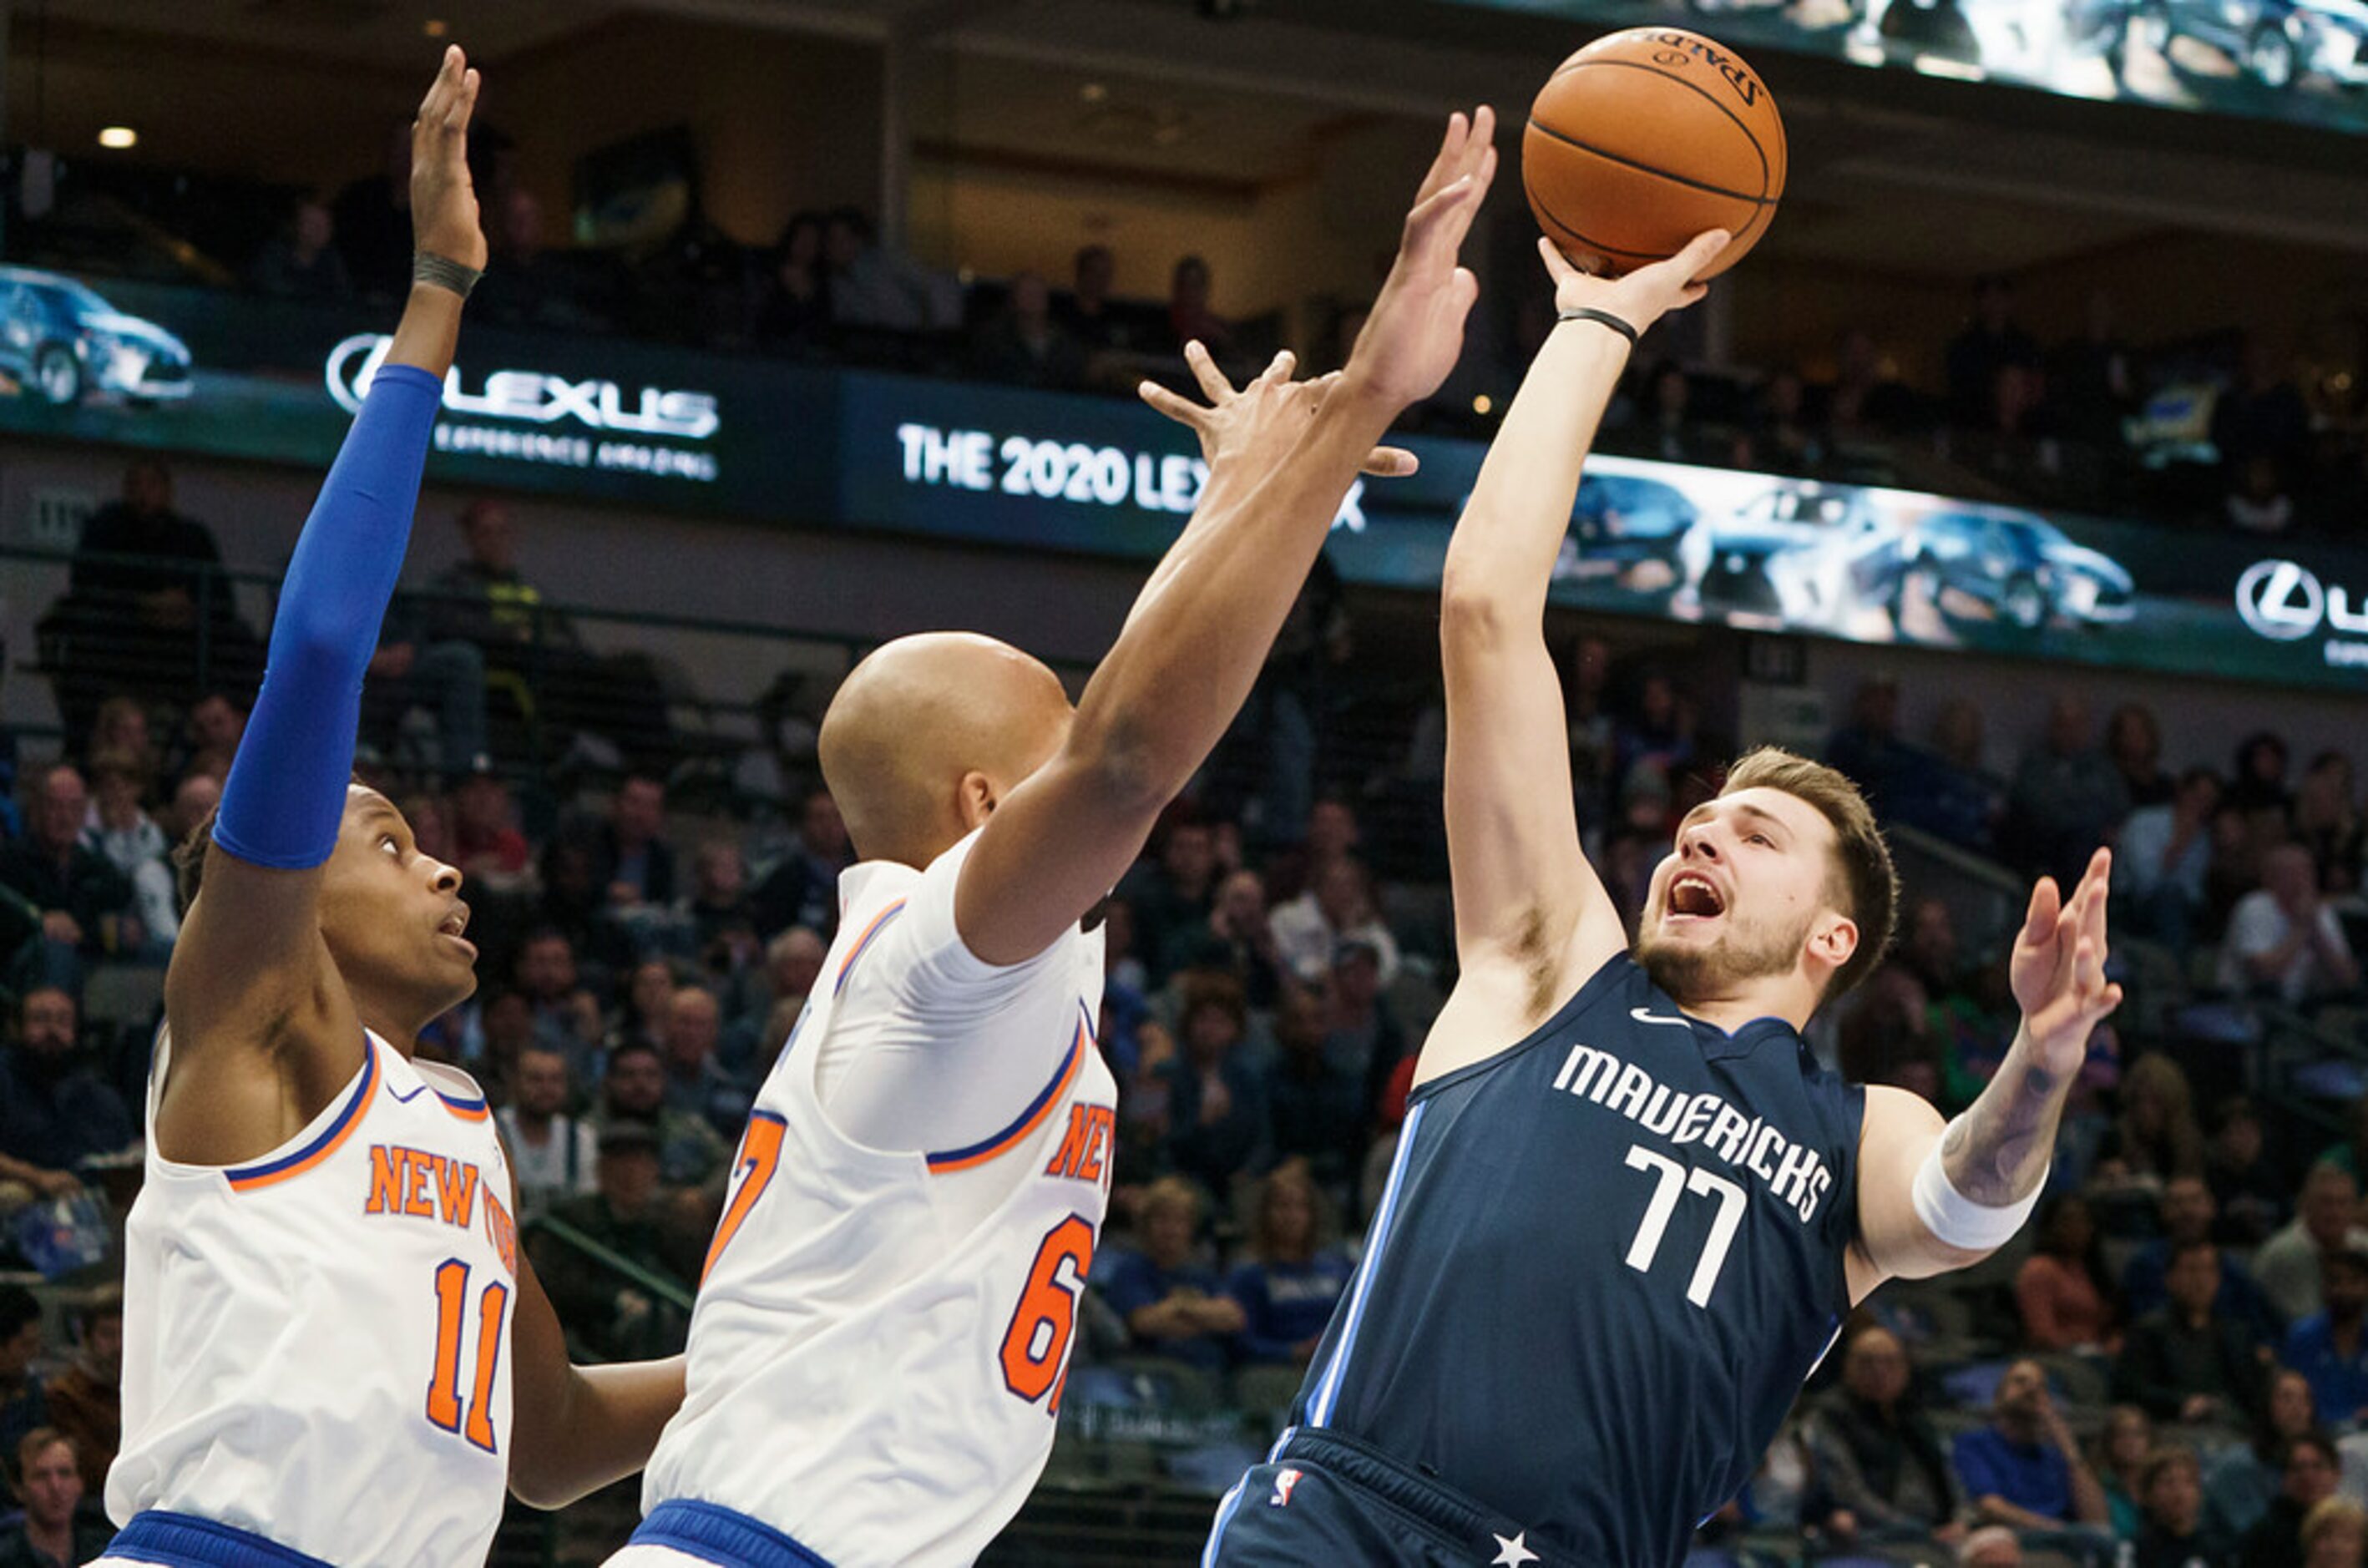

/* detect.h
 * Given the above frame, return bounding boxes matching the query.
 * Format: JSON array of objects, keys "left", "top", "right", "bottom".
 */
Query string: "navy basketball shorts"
[{"left": 1203, "top": 1429, "right": 1563, "bottom": 1568}]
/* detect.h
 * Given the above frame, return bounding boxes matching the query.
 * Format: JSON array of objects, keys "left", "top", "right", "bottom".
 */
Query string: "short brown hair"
[
  {"left": 1176, "top": 971, "right": 1248, "bottom": 1039},
  {"left": 2139, "top": 1444, "right": 2201, "bottom": 1497},
  {"left": 13, "top": 1425, "right": 72, "bottom": 1482},
  {"left": 1719, "top": 748, "right": 1899, "bottom": 1001}
]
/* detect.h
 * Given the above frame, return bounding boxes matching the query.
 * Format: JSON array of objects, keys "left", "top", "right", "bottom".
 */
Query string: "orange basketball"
[{"left": 1524, "top": 28, "right": 1784, "bottom": 280}]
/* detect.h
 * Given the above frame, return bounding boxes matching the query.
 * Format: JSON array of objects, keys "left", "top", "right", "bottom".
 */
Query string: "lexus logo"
[
  {"left": 2237, "top": 559, "right": 2323, "bottom": 641},
  {"left": 325, "top": 334, "right": 721, "bottom": 441}
]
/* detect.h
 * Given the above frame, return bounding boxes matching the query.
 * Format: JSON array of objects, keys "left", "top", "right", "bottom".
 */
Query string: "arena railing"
[{"left": 3, "top": 544, "right": 1098, "bottom": 808}]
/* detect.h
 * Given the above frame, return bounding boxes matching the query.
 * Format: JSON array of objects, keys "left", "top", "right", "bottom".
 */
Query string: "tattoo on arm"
[{"left": 1940, "top": 1048, "right": 2062, "bottom": 1207}]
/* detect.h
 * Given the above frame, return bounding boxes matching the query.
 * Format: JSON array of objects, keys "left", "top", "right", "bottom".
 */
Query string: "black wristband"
[
  {"left": 413, "top": 250, "right": 482, "bottom": 300},
  {"left": 1557, "top": 306, "right": 1639, "bottom": 346}
]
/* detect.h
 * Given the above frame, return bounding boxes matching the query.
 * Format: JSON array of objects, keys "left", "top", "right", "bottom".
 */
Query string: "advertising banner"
[
  {"left": 2, "top": 267, "right": 2360, "bottom": 694},
  {"left": 1454, "top": 0, "right": 2368, "bottom": 139},
  {"left": 0, "top": 265, "right": 835, "bottom": 522}
]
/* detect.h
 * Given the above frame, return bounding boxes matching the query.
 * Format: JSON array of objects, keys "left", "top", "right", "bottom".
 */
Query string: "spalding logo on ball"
[{"left": 1525, "top": 27, "right": 1785, "bottom": 279}]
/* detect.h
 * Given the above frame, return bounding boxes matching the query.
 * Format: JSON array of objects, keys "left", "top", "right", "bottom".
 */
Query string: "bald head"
[{"left": 820, "top": 633, "right": 1072, "bottom": 866}]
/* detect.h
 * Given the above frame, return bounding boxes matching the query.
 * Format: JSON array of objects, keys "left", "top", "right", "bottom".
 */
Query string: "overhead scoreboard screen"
[{"left": 1456, "top": 0, "right": 2368, "bottom": 137}]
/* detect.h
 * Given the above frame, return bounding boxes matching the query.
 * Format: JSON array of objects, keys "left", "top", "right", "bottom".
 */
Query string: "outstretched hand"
[
  {"left": 412, "top": 45, "right": 487, "bottom": 272},
  {"left": 1536, "top": 229, "right": 1732, "bottom": 341},
  {"left": 1141, "top": 345, "right": 1419, "bottom": 480},
  {"left": 1338, "top": 107, "right": 1500, "bottom": 413},
  {"left": 2011, "top": 847, "right": 2123, "bottom": 1073}
]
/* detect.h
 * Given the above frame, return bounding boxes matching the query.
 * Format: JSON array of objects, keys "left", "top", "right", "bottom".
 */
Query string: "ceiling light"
[
  {"left": 1472, "top": 394, "right": 1494, "bottom": 416},
  {"left": 98, "top": 127, "right": 138, "bottom": 150},
  {"left": 423, "top": 18, "right": 449, "bottom": 38},
  {"left": 1080, "top": 83, "right": 1108, "bottom": 104}
]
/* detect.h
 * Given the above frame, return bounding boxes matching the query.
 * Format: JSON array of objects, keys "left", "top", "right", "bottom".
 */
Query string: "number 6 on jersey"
[{"left": 1000, "top": 1215, "right": 1095, "bottom": 1411}]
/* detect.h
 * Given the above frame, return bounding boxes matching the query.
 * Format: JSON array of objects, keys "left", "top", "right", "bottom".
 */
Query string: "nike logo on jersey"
[{"left": 1629, "top": 1007, "right": 1693, "bottom": 1029}]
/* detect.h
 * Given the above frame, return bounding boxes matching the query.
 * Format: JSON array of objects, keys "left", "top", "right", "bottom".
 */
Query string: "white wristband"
[{"left": 1911, "top": 1135, "right": 2043, "bottom": 1252}]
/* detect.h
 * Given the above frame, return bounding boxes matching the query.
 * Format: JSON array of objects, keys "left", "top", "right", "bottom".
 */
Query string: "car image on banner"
[
  {"left": 0, "top": 267, "right": 193, "bottom": 406},
  {"left": 1557, "top": 463, "right": 2141, "bottom": 649}
]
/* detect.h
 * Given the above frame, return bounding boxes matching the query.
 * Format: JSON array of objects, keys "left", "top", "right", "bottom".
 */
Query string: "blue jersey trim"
[
  {"left": 223, "top": 1041, "right": 379, "bottom": 1191},
  {"left": 1200, "top": 1476, "right": 1248, "bottom": 1567},
  {"left": 923, "top": 1008, "right": 1089, "bottom": 1171},
  {"left": 103, "top": 1512, "right": 336, "bottom": 1568},
  {"left": 633, "top": 1500, "right": 833, "bottom": 1568},
  {"left": 1306, "top": 1098, "right": 1427, "bottom": 1426}
]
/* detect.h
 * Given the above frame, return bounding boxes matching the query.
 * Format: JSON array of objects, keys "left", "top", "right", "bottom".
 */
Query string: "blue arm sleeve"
[{"left": 213, "top": 363, "right": 443, "bottom": 869}]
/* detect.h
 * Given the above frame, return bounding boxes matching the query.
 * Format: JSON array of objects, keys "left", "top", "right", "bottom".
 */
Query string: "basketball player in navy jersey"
[
  {"left": 96, "top": 49, "right": 682, "bottom": 1568},
  {"left": 1202, "top": 230, "right": 2123, "bottom": 1567}
]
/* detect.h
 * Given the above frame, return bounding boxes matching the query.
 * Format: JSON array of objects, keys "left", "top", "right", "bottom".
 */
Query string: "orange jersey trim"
[
  {"left": 225, "top": 1041, "right": 381, "bottom": 1191},
  {"left": 925, "top": 1021, "right": 1086, "bottom": 1174},
  {"left": 832, "top": 899, "right": 908, "bottom": 997}
]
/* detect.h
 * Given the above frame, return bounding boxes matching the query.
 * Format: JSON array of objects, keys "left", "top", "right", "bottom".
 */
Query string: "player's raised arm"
[
  {"left": 1848, "top": 849, "right": 2123, "bottom": 1300},
  {"left": 1430, "top": 233, "right": 1726, "bottom": 1037},
  {"left": 161, "top": 47, "right": 484, "bottom": 1155},
  {"left": 951, "top": 109, "right": 1495, "bottom": 966}
]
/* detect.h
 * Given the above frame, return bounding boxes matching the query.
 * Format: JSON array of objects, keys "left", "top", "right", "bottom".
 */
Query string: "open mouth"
[
  {"left": 1666, "top": 872, "right": 1727, "bottom": 922},
  {"left": 438, "top": 902, "right": 473, "bottom": 941}
]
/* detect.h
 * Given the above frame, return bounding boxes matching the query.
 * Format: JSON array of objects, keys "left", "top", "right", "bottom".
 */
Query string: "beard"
[{"left": 1636, "top": 908, "right": 1813, "bottom": 1003}]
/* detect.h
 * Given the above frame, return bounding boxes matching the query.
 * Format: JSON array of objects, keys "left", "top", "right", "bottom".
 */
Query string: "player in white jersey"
[
  {"left": 95, "top": 48, "right": 684, "bottom": 1568},
  {"left": 615, "top": 111, "right": 1500, "bottom": 1568}
]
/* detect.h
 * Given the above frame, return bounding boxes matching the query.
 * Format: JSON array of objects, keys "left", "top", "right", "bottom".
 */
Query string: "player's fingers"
[
  {"left": 1422, "top": 111, "right": 1471, "bottom": 199},
  {"left": 1137, "top": 380, "right": 1209, "bottom": 429},
  {"left": 2072, "top": 934, "right": 2103, "bottom": 996},
  {"left": 1449, "top": 266, "right": 1480, "bottom": 321},
  {"left": 1466, "top": 105, "right": 1498, "bottom": 175},
  {"left": 2022, "top": 876, "right": 2061, "bottom": 947},
  {"left": 417, "top": 45, "right": 457, "bottom": 122},
  {"left": 1437, "top": 144, "right": 1499, "bottom": 252},
  {"left": 450, "top": 66, "right": 480, "bottom": 135},
  {"left": 1257, "top": 349, "right": 1297, "bottom": 388},
  {"left": 1537, "top": 235, "right": 1582, "bottom": 288},
  {"left": 1362, "top": 446, "right": 1419, "bottom": 478},
  {"left": 2082, "top": 847, "right": 2113, "bottom": 928},
  {"left": 1183, "top": 340, "right": 1233, "bottom": 404},
  {"left": 1668, "top": 229, "right": 1733, "bottom": 284},
  {"left": 1403, "top": 175, "right": 1479, "bottom": 262}
]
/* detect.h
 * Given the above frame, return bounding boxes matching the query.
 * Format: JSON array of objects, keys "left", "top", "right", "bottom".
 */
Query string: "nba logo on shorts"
[{"left": 1268, "top": 1468, "right": 1303, "bottom": 1508}]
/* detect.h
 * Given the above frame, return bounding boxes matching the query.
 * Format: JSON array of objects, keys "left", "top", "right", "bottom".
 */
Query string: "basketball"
[{"left": 1525, "top": 28, "right": 1785, "bottom": 279}]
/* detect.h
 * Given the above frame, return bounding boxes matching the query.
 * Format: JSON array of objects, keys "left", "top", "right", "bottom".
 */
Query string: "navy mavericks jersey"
[{"left": 1293, "top": 953, "right": 1864, "bottom": 1566}]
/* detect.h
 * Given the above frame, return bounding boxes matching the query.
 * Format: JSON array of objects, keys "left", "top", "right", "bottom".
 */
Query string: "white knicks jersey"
[
  {"left": 643, "top": 829, "right": 1116, "bottom": 1566},
  {"left": 111, "top": 1031, "right": 519, "bottom": 1566}
]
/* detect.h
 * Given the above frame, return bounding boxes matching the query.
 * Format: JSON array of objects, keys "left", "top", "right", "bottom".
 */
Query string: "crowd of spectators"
[{"left": 14, "top": 545, "right": 2368, "bottom": 1561}]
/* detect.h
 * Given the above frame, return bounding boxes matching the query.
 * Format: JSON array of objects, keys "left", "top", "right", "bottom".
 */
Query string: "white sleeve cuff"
[{"left": 1910, "top": 1136, "right": 2043, "bottom": 1252}]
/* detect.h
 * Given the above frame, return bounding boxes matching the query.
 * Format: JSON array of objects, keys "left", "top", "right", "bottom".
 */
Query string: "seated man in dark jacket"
[
  {"left": 0, "top": 1429, "right": 114, "bottom": 1568},
  {"left": 2241, "top": 1433, "right": 2344, "bottom": 1568},
  {"left": 1803, "top": 1324, "right": 1959, "bottom": 1543},
  {"left": 527, "top": 1120, "right": 704, "bottom": 1362},
  {"left": 0, "top": 987, "right": 134, "bottom": 1195},
  {"left": 2116, "top": 1239, "right": 2271, "bottom": 1426}
]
